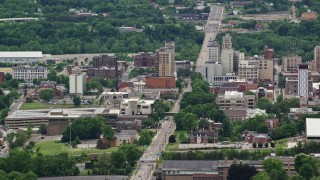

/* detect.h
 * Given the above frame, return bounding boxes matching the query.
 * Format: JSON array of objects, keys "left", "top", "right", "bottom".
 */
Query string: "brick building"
[
  {"left": 87, "top": 67, "right": 117, "bottom": 78},
  {"left": 145, "top": 77, "right": 176, "bottom": 89},
  {"left": 301, "top": 11, "right": 318, "bottom": 20},
  {"left": 0, "top": 72, "right": 4, "bottom": 83},
  {"left": 134, "top": 52, "right": 156, "bottom": 68},
  {"left": 93, "top": 55, "right": 117, "bottom": 67},
  {"left": 189, "top": 130, "right": 215, "bottom": 144}
]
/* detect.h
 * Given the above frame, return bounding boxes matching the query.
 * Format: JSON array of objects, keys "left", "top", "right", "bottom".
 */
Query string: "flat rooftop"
[
  {"left": 0, "top": 51, "right": 42, "bottom": 58},
  {"left": 6, "top": 108, "right": 105, "bottom": 119},
  {"left": 306, "top": 118, "right": 320, "bottom": 138}
]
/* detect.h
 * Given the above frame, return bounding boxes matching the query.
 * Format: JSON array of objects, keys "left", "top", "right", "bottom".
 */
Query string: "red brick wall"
[
  {"left": 0, "top": 72, "right": 4, "bottom": 83},
  {"left": 145, "top": 77, "right": 176, "bottom": 89}
]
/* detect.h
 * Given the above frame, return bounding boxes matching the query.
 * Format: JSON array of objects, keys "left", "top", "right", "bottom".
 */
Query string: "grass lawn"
[
  {"left": 275, "top": 138, "right": 288, "bottom": 148},
  {"left": 165, "top": 143, "right": 178, "bottom": 151},
  {"left": 19, "top": 102, "right": 91, "bottom": 110},
  {"left": 33, "top": 140, "right": 118, "bottom": 156}
]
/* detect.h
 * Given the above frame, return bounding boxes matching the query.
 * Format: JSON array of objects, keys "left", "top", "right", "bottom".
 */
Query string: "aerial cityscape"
[{"left": 0, "top": 0, "right": 319, "bottom": 180}]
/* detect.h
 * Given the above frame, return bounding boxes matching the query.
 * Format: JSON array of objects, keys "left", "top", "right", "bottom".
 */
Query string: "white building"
[
  {"left": 0, "top": 51, "right": 42, "bottom": 64},
  {"left": 222, "top": 33, "right": 232, "bottom": 49},
  {"left": 100, "top": 91, "right": 129, "bottom": 100},
  {"left": 12, "top": 65, "right": 47, "bottom": 83},
  {"left": 202, "top": 62, "right": 223, "bottom": 82},
  {"left": 207, "top": 39, "right": 219, "bottom": 62},
  {"left": 120, "top": 99, "right": 155, "bottom": 115},
  {"left": 221, "top": 49, "right": 234, "bottom": 73},
  {"left": 133, "top": 81, "right": 146, "bottom": 92},
  {"left": 306, "top": 118, "right": 320, "bottom": 141},
  {"left": 69, "top": 73, "right": 87, "bottom": 95},
  {"left": 298, "top": 64, "right": 309, "bottom": 97}
]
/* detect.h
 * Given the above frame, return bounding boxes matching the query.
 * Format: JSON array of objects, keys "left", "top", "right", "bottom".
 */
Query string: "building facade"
[
  {"left": 298, "top": 64, "right": 309, "bottom": 97},
  {"left": 93, "top": 55, "right": 118, "bottom": 68},
  {"left": 216, "top": 91, "right": 255, "bottom": 109},
  {"left": 314, "top": 46, "right": 320, "bottom": 71},
  {"left": 258, "top": 58, "right": 274, "bottom": 81},
  {"left": 156, "top": 42, "right": 175, "bottom": 77},
  {"left": 282, "top": 55, "right": 302, "bottom": 73},
  {"left": 12, "top": 65, "right": 47, "bottom": 83},
  {"left": 222, "top": 33, "right": 232, "bottom": 49},
  {"left": 175, "top": 60, "right": 191, "bottom": 71},
  {"left": 69, "top": 73, "right": 87, "bottom": 95},
  {"left": 221, "top": 49, "right": 234, "bottom": 73},
  {"left": 0, "top": 51, "right": 42, "bottom": 64},
  {"left": 134, "top": 52, "right": 156, "bottom": 68},
  {"left": 145, "top": 77, "right": 176, "bottom": 89},
  {"left": 207, "top": 39, "right": 220, "bottom": 62},
  {"left": 238, "top": 60, "right": 259, "bottom": 82}
]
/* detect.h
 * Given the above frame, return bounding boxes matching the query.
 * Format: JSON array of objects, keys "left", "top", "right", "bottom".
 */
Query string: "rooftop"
[
  {"left": 306, "top": 118, "right": 320, "bottom": 137},
  {"left": 0, "top": 51, "right": 42, "bottom": 58},
  {"left": 6, "top": 108, "right": 105, "bottom": 120},
  {"left": 163, "top": 160, "right": 218, "bottom": 171}
]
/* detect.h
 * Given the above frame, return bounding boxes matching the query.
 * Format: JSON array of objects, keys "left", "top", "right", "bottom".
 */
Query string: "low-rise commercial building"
[
  {"left": 0, "top": 51, "right": 42, "bottom": 64},
  {"left": 145, "top": 76, "right": 176, "bottom": 89},
  {"left": 120, "top": 99, "right": 155, "bottom": 115},
  {"left": 189, "top": 130, "right": 216, "bottom": 144},
  {"left": 301, "top": 10, "right": 318, "bottom": 20},
  {"left": 134, "top": 52, "right": 156, "bottom": 69},
  {"left": 175, "top": 60, "right": 192, "bottom": 71},
  {"left": 12, "top": 65, "right": 47, "bottom": 83},
  {"left": 306, "top": 118, "right": 320, "bottom": 141},
  {"left": 238, "top": 59, "right": 259, "bottom": 83},
  {"left": 216, "top": 91, "right": 255, "bottom": 109},
  {"left": 5, "top": 108, "right": 105, "bottom": 134}
]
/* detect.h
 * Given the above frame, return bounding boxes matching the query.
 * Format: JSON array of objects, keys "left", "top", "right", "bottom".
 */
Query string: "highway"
[
  {"left": 195, "top": 4, "right": 224, "bottom": 74},
  {"left": 131, "top": 81, "right": 191, "bottom": 180}
]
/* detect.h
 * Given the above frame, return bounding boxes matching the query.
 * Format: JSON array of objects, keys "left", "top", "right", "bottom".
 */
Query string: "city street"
[
  {"left": 131, "top": 80, "right": 191, "bottom": 180},
  {"left": 9, "top": 95, "right": 24, "bottom": 115},
  {"left": 195, "top": 4, "right": 224, "bottom": 74}
]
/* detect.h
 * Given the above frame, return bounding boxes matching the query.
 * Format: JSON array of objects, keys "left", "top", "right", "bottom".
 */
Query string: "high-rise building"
[
  {"left": 222, "top": 33, "right": 232, "bottom": 49},
  {"left": 282, "top": 55, "right": 302, "bottom": 73},
  {"left": 263, "top": 45, "right": 274, "bottom": 59},
  {"left": 298, "top": 64, "right": 309, "bottom": 97},
  {"left": 238, "top": 59, "right": 259, "bottom": 82},
  {"left": 207, "top": 39, "right": 219, "bottom": 62},
  {"left": 156, "top": 42, "right": 175, "bottom": 77},
  {"left": 221, "top": 49, "right": 234, "bottom": 73},
  {"left": 314, "top": 46, "right": 320, "bottom": 71},
  {"left": 69, "top": 73, "right": 87, "bottom": 95},
  {"left": 233, "top": 51, "right": 244, "bottom": 74},
  {"left": 258, "top": 57, "right": 274, "bottom": 82}
]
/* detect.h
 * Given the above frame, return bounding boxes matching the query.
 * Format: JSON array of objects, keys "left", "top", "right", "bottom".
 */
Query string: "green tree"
[
  {"left": 263, "top": 158, "right": 284, "bottom": 173},
  {"left": 110, "top": 150, "right": 126, "bottom": 169},
  {"left": 169, "top": 134, "right": 176, "bottom": 143},
  {"left": 73, "top": 96, "right": 81, "bottom": 107},
  {"left": 289, "top": 175, "right": 305, "bottom": 180},
  {"left": 228, "top": 163, "right": 258, "bottom": 180},
  {"left": 39, "top": 124, "right": 47, "bottom": 135},
  {"left": 256, "top": 97, "right": 272, "bottom": 111},
  {"left": 253, "top": 172, "right": 270, "bottom": 180},
  {"left": 300, "top": 163, "right": 315, "bottom": 180},
  {"left": 102, "top": 125, "right": 114, "bottom": 139},
  {"left": 137, "top": 130, "right": 153, "bottom": 146},
  {"left": 198, "top": 118, "right": 209, "bottom": 129},
  {"left": 182, "top": 113, "right": 197, "bottom": 132},
  {"left": 269, "top": 168, "right": 288, "bottom": 180},
  {"left": 39, "top": 89, "right": 55, "bottom": 102}
]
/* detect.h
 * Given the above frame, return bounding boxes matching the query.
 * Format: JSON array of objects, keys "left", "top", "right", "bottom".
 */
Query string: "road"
[
  {"left": 9, "top": 95, "right": 24, "bottom": 115},
  {"left": 195, "top": 4, "right": 224, "bottom": 75},
  {"left": 131, "top": 80, "right": 192, "bottom": 180},
  {"left": 121, "top": 62, "right": 134, "bottom": 82}
]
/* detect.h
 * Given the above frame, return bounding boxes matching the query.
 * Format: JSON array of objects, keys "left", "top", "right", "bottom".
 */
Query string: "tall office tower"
[
  {"left": 156, "top": 42, "right": 175, "bottom": 77},
  {"left": 298, "top": 64, "right": 309, "bottom": 97},
  {"left": 314, "top": 46, "right": 320, "bottom": 71},
  {"left": 69, "top": 72, "right": 87, "bottom": 95},
  {"left": 222, "top": 33, "right": 232, "bottom": 49},
  {"left": 233, "top": 51, "right": 244, "bottom": 74},
  {"left": 263, "top": 45, "right": 274, "bottom": 59},
  {"left": 221, "top": 49, "right": 234, "bottom": 73},
  {"left": 207, "top": 39, "right": 220, "bottom": 62}
]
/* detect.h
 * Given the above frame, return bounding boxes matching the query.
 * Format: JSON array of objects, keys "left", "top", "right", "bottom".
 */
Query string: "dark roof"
[
  {"left": 190, "top": 131, "right": 215, "bottom": 137},
  {"left": 221, "top": 83, "right": 239, "bottom": 88},
  {"left": 208, "top": 39, "right": 219, "bottom": 47},
  {"left": 39, "top": 81, "right": 56, "bottom": 88},
  {"left": 163, "top": 160, "right": 218, "bottom": 171},
  {"left": 39, "top": 176, "right": 128, "bottom": 180},
  {"left": 223, "top": 109, "right": 247, "bottom": 117}
]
